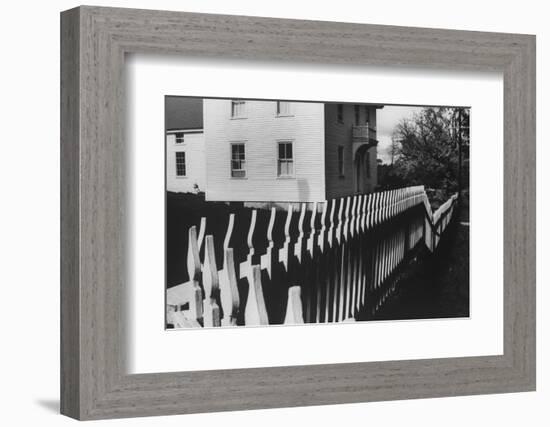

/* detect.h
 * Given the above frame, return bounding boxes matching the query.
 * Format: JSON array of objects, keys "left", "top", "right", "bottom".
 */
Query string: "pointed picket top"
[
  {"left": 202, "top": 235, "right": 221, "bottom": 327},
  {"left": 297, "top": 203, "right": 306, "bottom": 239},
  {"left": 318, "top": 201, "right": 328, "bottom": 252},
  {"left": 360, "top": 194, "right": 367, "bottom": 232},
  {"left": 366, "top": 193, "right": 372, "bottom": 229},
  {"left": 395, "top": 188, "right": 403, "bottom": 215},
  {"left": 240, "top": 210, "right": 258, "bottom": 280},
  {"left": 335, "top": 197, "right": 344, "bottom": 245},
  {"left": 220, "top": 248, "right": 240, "bottom": 327},
  {"left": 391, "top": 189, "right": 397, "bottom": 218},
  {"left": 384, "top": 190, "right": 390, "bottom": 221},
  {"left": 372, "top": 192, "right": 380, "bottom": 226},
  {"left": 247, "top": 209, "right": 257, "bottom": 257},
  {"left": 377, "top": 191, "right": 384, "bottom": 225},
  {"left": 223, "top": 213, "right": 235, "bottom": 251},
  {"left": 366, "top": 193, "right": 373, "bottom": 230},
  {"left": 197, "top": 217, "right": 206, "bottom": 253},
  {"left": 244, "top": 265, "right": 269, "bottom": 326},
  {"left": 354, "top": 195, "right": 360, "bottom": 234},
  {"left": 266, "top": 207, "right": 276, "bottom": 248},
  {"left": 398, "top": 187, "right": 403, "bottom": 212},
  {"left": 317, "top": 200, "right": 328, "bottom": 252},
  {"left": 187, "top": 225, "right": 201, "bottom": 282},
  {"left": 355, "top": 195, "right": 361, "bottom": 234},
  {"left": 260, "top": 208, "right": 277, "bottom": 278},
  {"left": 284, "top": 286, "right": 304, "bottom": 325},
  {"left": 307, "top": 202, "right": 318, "bottom": 256},
  {"left": 284, "top": 204, "right": 293, "bottom": 241},
  {"left": 357, "top": 194, "right": 364, "bottom": 234},
  {"left": 383, "top": 190, "right": 388, "bottom": 222},
  {"left": 343, "top": 196, "right": 351, "bottom": 241},
  {"left": 294, "top": 203, "right": 307, "bottom": 261},
  {"left": 384, "top": 190, "right": 389, "bottom": 218},
  {"left": 278, "top": 204, "right": 294, "bottom": 269},
  {"left": 327, "top": 199, "right": 336, "bottom": 248},
  {"left": 311, "top": 202, "right": 318, "bottom": 230},
  {"left": 349, "top": 196, "right": 357, "bottom": 237},
  {"left": 202, "top": 235, "right": 219, "bottom": 300}
]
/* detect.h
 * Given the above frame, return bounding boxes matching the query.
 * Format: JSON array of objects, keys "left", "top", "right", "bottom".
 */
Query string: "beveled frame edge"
[{"left": 60, "top": 5, "right": 536, "bottom": 420}]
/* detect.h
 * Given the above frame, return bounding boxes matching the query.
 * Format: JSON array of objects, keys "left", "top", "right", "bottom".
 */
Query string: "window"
[
  {"left": 231, "top": 100, "right": 246, "bottom": 118},
  {"left": 175, "top": 132, "right": 184, "bottom": 144},
  {"left": 231, "top": 143, "right": 246, "bottom": 178},
  {"left": 365, "top": 106, "right": 370, "bottom": 124},
  {"left": 365, "top": 151, "right": 371, "bottom": 178},
  {"left": 354, "top": 105, "right": 360, "bottom": 125},
  {"left": 175, "top": 151, "right": 186, "bottom": 177},
  {"left": 337, "top": 104, "right": 344, "bottom": 123},
  {"left": 277, "top": 141, "right": 294, "bottom": 177},
  {"left": 337, "top": 146, "right": 345, "bottom": 177},
  {"left": 276, "top": 101, "right": 291, "bottom": 116}
]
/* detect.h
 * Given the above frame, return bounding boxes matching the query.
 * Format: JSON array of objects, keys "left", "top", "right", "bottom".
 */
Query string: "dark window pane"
[{"left": 279, "top": 143, "right": 285, "bottom": 159}]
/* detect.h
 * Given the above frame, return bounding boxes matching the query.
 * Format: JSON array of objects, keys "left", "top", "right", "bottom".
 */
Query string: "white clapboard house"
[{"left": 167, "top": 98, "right": 381, "bottom": 202}]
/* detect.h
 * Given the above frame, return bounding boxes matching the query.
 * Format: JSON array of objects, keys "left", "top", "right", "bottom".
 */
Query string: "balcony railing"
[{"left": 352, "top": 124, "right": 377, "bottom": 143}]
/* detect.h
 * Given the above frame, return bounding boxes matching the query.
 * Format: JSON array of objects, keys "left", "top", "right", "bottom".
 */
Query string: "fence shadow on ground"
[{"left": 166, "top": 186, "right": 459, "bottom": 329}]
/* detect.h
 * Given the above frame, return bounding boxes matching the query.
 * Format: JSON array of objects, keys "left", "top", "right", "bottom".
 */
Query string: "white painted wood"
[
  {"left": 244, "top": 265, "right": 269, "bottom": 326},
  {"left": 204, "top": 99, "right": 326, "bottom": 202},
  {"left": 219, "top": 248, "right": 240, "bottom": 326},
  {"left": 202, "top": 235, "right": 221, "bottom": 327},
  {"left": 284, "top": 286, "right": 304, "bottom": 325}
]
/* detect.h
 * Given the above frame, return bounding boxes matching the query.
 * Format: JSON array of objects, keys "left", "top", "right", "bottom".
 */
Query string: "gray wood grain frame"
[{"left": 60, "top": 6, "right": 536, "bottom": 420}]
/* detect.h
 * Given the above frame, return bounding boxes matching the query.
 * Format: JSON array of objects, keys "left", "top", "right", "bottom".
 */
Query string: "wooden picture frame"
[{"left": 60, "top": 6, "right": 536, "bottom": 420}]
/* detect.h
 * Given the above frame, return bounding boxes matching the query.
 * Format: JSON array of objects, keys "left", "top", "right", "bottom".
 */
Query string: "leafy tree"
[{"left": 387, "top": 107, "right": 469, "bottom": 195}]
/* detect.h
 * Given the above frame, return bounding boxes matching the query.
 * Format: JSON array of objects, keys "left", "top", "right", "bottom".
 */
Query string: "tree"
[
  {"left": 387, "top": 133, "right": 401, "bottom": 166},
  {"left": 389, "top": 107, "right": 469, "bottom": 195}
]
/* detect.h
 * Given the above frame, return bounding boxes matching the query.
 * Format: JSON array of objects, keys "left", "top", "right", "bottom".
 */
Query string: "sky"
[{"left": 376, "top": 105, "right": 424, "bottom": 164}]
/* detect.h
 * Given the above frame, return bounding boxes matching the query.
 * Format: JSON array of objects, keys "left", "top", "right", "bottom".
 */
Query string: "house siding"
[
  {"left": 204, "top": 99, "right": 326, "bottom": 202},
  {"left": 166, "top": 132, "right": 206, "bottom": 193}
]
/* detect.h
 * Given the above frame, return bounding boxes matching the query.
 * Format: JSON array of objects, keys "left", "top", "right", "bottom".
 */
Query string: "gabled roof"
[{"left": 165, "top": 97, "right": 203, "bottom": 131}]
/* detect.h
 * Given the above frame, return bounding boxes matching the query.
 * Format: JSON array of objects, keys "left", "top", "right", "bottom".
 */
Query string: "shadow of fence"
[{"left": 166, "top": 186, "right": 458, "bottom": 328}]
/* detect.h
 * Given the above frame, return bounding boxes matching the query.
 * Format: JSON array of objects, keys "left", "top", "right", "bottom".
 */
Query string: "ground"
[{"left": 366, "top": 192, "right": 470, "bottom": 320}]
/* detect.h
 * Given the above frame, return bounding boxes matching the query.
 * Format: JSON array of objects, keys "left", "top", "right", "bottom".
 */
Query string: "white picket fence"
[{"left": 166, "top": 186, "right": 458, "bottom": 329}]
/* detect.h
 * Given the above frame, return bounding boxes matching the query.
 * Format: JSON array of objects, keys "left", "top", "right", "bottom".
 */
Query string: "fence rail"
[{"left": 167, "top": 186, "right": 458, "bottom": 329}]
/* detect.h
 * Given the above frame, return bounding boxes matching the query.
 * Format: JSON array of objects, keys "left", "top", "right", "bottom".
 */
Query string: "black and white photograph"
[{"left": 165, "top": 96, "right": 470, "bottom": 329}]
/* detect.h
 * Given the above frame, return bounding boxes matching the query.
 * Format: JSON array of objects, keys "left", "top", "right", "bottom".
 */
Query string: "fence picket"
[
  {"left": 219, "top": 248, "right": 240, "bottom": 326},
  {"left": 244, "top": 264, "right": 269, "bottom": 326},
  {"left": 202, "top": 235, "right": 221, "bottom": 327},
  {"left": 169, "top": 187, "right": 460, "bottom": 329},
  {"left": 285, "top": 286, "right": 304, "bottom": 324}
]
